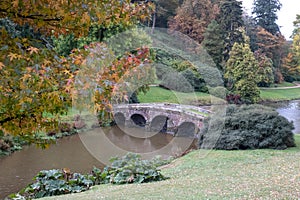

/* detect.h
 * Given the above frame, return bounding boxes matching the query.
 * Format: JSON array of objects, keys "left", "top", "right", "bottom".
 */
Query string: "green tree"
[
  {"left": 216, "top": 0, "right": 244, "bottom": 61},
  {"left": 243, "top": 14, "right": 259, "bottom": 52},
  {"left": 292, "top": 14, "right": 300, "bottom": 37},
  {"left": 225, "top": 34, "right": 260, "bottom": 103},
  {"left": 202, "top": 20, "right": 224, "bottom": 71},
  {"left": 252, "top": 0, "right": 282, "bottom": 35},
  {"left": 152, "top": 0, "right": 182, "bottom": 28},
  {"left": 254, "top": 50, "right": 274, "bottom": 87}
]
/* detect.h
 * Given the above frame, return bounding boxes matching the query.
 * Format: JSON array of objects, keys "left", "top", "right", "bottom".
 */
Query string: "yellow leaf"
[
  {"left": 26, "top": 67, "right": 32, "bottom": 72},
  {"left": 0, "top": 62, "right": 5, "bottom": 70},
  {"left": 12, "top": 0, "right": 19, "bottom": 8},
  {"left": 21, "top": 73, "right": 31, "bottom": 81},
  {"left": 43, "top": 59, "right": 52, "bottom": 66},
  {"left": 27, "top": 46, "right": 39, "bottom": 55},
  {"left": 8, "top": 53, "right": 18, "bottom": 61},
  {"left": 63, "top": 69, "right": 70, "bottom": 75}
]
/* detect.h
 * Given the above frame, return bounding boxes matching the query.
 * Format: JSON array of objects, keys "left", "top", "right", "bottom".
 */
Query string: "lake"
[
  {"left": 265, "top": 100, "right": 300, "bottom": 134},
  {"left": 0, "top": 126, "right": 196, "bottom": 199}
]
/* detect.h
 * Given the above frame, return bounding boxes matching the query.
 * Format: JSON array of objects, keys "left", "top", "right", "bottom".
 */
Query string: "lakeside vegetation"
[
  {"left": 139, "top": 85, "right": 300, "bottom": 104},
  {"left": 260, "top": 87, "right": 300, "bottom": 102},
  {"left": 40, "top": 135, "right": 300, "bottom": 200},
  {"left": 9, "top": 154, "right": 168, "bottom": 199},
  {"left": 269, "top": 81, "right": 297, "bottom": 87},
  {"left": 138, "top": 86, "right": 214, "bottom": 105}
]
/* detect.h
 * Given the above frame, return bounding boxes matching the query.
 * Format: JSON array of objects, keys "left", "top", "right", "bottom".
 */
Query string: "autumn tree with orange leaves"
[
  {"left": 169, "top": 0, "right": 219, "bottom": 44},
  {"left": 256, "top": 27, "right": 286, "bottom": 83},
  {"left": 282, "top": 16, "right": 300, "bottom": 82},
  {"left": 0, "top": 0, "right": 154, "bottom": 143}
]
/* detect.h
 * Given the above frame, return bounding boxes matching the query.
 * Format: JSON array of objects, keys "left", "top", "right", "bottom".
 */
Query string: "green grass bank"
[
  {"left": 260, "top": 87, "right": 300, "bottom": 102},
  {"left": 138, "top": 85, "right": 300, "bottom": 104},
  {"left": 40, "top": 135, "right": 300, "bottom": 200},
  {"left": 138, "top": 86, "right": 223, "bottom": 105}
]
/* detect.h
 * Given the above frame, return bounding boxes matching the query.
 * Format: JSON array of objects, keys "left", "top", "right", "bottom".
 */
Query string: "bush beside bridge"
[{"left": 199, "top": 104, "right": 295, "bottom": 150}]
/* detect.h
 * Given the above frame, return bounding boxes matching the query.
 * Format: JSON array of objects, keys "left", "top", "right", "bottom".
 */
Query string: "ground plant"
[{"left": 8, "top": 153, "right": 169, "bottom": 199}]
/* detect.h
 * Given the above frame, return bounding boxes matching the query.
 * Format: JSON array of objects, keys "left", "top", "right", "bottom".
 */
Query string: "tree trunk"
[{"left": 151, "top": 11, "right": 156, "bottom": 34}]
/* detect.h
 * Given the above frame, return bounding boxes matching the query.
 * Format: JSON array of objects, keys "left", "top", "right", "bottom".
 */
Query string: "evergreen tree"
[
  {"left": 292, "top": 14, "right": 300, "bottom": 37},
  {"left": 155, "top": 0, "right": 182, "bottom": 28},
  {"left": 202, "top": 20, "right": 224, "bottom": 71},
  {"left": 225, "top": 34, "right": 260, "bottom": 103},
  {"left": 254, "top": 50, "right": 274, "bottom": 87},
  {"left": 216, "top": 0, "right": 244, "bottom": 61},
  {"left": 243, "top": 14, "right": 259, "bottom": 52},
  {"left": 252, "top": 0, "right": 282, "bottom": 35}
]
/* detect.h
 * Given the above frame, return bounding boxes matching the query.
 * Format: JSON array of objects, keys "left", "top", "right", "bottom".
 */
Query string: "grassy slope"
[
  {"left": 140, "top": 85, "right": 300, "bottom": 103},
  {"left": 269, "top": 81, "right": 296, "bottom": 87},
  {"left": 260, "top": 87, "right": 300, "bottom": 101},
  {"left": 138, "top": 86, "right": 223, "bottom": 105},
  {"left": 42, "top": 135, "right": 300, "bottom": 200}
]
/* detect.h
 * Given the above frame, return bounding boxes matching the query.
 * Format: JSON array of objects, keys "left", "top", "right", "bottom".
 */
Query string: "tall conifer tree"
[
  {"left": 225, "top": 33, "right": 260, "bottom": 103},
  {"left": 252, "top": 0, "right": 282, "bottom": 35},
  {"left": 216, "top": 0, "right": 244, "bottom": 61},
  {"left": 202, "top": 20, "right": 224, "bottom": 71}
]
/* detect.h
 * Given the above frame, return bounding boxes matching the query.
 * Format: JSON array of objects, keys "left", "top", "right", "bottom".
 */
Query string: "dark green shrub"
[
  {"left": 9, "top": 153, "right": 169, "bottom": 199},
  {"left": 52, "top": 34, "right": 78, "bottom": 57},
  {"left": 181, "top": 69, "right": 208, "bottom": 92},
  {"left": 207, "top": 86, "right": 227, "bottom": 99},
  {"left": 18, "top": 169, "right": 93, "bottom": 199},
  {"left": 196, "top": 64, "right": 224, "bottom": 88},
  {"left": 107, "top": 153, "right": 167, "bottom": 184},
  {"left": 0, "top": 132, "right": 27, "bottom": 156},
  {"left": 154, "top": 49, "right": 209, "bottom": 92},
  {"left": 155, "top": 64, "right": 173, "bottom": 80},
  {"left": 0, "top": 18, "right": 52, "bottom": 49},
  {"left": 160, "top": 72, "right": 194, "bottom": 93},
  {"left": 52, "top": 23, "right": 129, "bottom": 56},
  {"left": 199, "top": 104, "right": 295, "bottom": 150}
]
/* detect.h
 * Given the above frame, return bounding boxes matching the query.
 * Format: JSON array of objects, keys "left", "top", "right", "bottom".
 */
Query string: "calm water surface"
[
  {"left": 0, "top": 126, "right": 196, "bottom": 199},
  {"left": 266, "top": 100, "right": 300, "bottom": 133}
]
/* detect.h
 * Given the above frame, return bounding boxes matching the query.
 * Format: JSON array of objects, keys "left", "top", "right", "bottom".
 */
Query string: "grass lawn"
[
  {"left": 41, "top": 135, "right": 300, "bottom": 200},
  {"left": 138, "top": 86, "right": 224, "bottom": 105},
  {"left": 269, "top": 81, "right": 296, "bottom": 88},
  {"left": 139, "top": 85, "right": 300, "bottom": 104},
  {"left": 260, "top": 87, "right": 300, "bottom": 101}
]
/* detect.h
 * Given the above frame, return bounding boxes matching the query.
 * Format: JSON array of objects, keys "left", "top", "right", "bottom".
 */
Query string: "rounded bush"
[
  {"left": 199, "top": 104, "right": 295, "bottom": 150},
  {"left": 155, "top": 64, "right": 173, "bottom": 80},
  {"left": 207, "top": 86, "right": 227, "bottom": 99},
  {"left": 160, "top": 72, "right": 194, "bottom": 93}
]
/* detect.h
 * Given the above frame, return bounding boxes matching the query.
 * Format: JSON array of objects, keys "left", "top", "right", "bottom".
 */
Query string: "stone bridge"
[{"left": 112, "top": 103, "right": 211, "bottom": 138}]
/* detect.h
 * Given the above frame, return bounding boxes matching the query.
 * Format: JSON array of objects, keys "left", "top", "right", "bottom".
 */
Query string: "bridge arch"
[
  {"left": 112, "top": 103, "right": 208, "bottom": 135},
  {"left": 130, "top": 114, "right": 147, "bottom": 127},
  {"left": 114, "top": 112, "right": 126, "bottom": 126},
  {"left": 149, "top": 115, "right": 168, "bottom": 133},
  {"left": 176, "top": 122, "right": 197, "bottom": 138}
]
